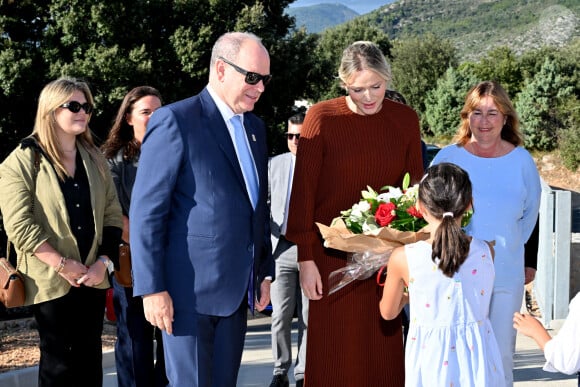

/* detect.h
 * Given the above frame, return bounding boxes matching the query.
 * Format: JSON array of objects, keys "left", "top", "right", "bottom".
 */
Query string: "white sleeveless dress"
[{"left": 404, "top": 238, "right": 505, "bottom": 386}]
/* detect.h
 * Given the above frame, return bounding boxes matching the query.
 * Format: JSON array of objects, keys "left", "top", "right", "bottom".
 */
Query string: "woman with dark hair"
[
  {"left": 0, "top": 77, "right": 122, "bottom": 387},
  {"left": 102, "top": 86, "right": 167, "bottom": 387},
  {"left": 432, "top": 81, "right": 541, "bottom": 386},
  {"left": 381, "top": 162, "right": 504, "bottom": 386}
]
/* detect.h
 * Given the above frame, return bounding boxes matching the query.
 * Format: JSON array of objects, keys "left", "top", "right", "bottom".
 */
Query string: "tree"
[
  {"left": 0, "top": 1, "right": 51, "bottom": 159},
  {"left": 470, "top": 46, "right": 523, "bottom": 97},
  {"left": 516, "top": 58, "right": 574, "bottom": 151},
  {"left": 260, "top": 28, "right": 319, "bottom": 155},
  {"left": 390, "top": 34, "right": 457, "bottom": 126},
  {"left": 424, "top": 66, "right": 477, "bottom": 139},
  {"left": 557, "top": 95, "right": 580, "bottom": 170},
  {"left": 0, "top": 0, "right": 310, "bottom": 158},
  {"left": 305, "top": 18, "right": 391, "bottom": 103},
  {"left": 519, "top": 39, "right": 580, "bottom": 99}
]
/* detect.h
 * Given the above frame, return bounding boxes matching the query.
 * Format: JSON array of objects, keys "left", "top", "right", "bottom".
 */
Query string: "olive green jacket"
[{"left": 0, "top": 141, "right": 122, "bottom": 305}]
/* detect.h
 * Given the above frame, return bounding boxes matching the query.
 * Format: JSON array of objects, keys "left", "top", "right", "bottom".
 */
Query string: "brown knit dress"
[{"left": 285, "top": 96, "right": 424, "bottom": 386}]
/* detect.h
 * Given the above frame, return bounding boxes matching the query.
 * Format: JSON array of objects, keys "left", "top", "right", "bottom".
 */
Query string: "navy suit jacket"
[{"left": 130, "top": 87, "right": 274, "bottom": 328}]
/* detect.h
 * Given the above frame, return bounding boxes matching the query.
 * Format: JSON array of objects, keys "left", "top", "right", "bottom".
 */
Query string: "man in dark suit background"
[
  {"left": 268, "top": 110, "right": 308, "bottom": 387},
  {"left": 129, "top": 31, "right": 274, "bottom": 386}
]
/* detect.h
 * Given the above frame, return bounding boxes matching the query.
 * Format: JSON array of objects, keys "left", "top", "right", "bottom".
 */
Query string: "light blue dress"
[
  {"left": 432, "top": 145, "right": 541, "bottom": 386},
  {"left": 405, "top": 239, "right": 505, "bottom": 387}
]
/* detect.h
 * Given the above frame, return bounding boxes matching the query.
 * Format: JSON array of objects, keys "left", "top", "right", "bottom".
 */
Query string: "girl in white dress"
[{"left": 380, "top": 162, "right": 505, "bottom": 386}]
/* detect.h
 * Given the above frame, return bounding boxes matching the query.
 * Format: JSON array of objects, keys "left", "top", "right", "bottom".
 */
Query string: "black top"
[
  {"left": 20, "top": 137, "right": 120, "bottom": 264},
  {"left": 58, "top": 152, "right": 95, "bottom": 264},
  {"left": 524, "top": 218, "right": 539, "bottom": 270},
  {"left": 108, "top": 149, "right": 139, "bottom": 218}
]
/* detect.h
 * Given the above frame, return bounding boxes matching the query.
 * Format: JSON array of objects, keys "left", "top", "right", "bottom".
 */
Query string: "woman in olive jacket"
[{"left": 0, "top": 77, "right": 122, "bottom": 387}]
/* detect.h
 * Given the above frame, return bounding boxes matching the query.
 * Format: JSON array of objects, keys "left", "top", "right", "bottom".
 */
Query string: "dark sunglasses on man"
[
  {"left": 59, "top": 101, "right": 94, "bottom": 114},
  {"left": 286, "top": 133, "right": 300, "bottom": 140},
  {"left": 218, "top": 56, "right": 272, "bottom": 86}
]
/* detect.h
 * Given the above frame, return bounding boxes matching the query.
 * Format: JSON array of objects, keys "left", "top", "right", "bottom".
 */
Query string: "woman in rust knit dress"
[{"left": 285, "top": 41, "right": 424, "bottom": 385}]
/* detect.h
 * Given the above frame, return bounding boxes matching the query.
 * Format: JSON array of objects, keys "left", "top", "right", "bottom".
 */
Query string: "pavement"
[{"left": 0, "top": 311, "right": 577, "bottom": 387}]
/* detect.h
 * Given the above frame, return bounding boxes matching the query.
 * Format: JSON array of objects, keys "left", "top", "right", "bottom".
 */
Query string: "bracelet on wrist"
[
  {"left": 98, "top": 256, "right": 114, "bottom": 274},
  {"left": 98, "top": 256, "right": 109, "bottom": 268},
  {"left": 55, "top": 256, "right": 67, "bottom": 273}
]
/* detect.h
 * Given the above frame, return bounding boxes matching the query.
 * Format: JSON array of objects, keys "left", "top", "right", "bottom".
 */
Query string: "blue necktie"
[
  {"left": 231, "top": 115, "right": 259, "bottom": 208},
  {"left": 231, "top": 114, "right": 257, "bottom": 311}
]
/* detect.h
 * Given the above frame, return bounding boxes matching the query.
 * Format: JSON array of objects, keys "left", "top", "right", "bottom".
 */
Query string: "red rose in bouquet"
[
  {"left": 316, "top": 173, "right": 472, "bottom": 294},
  {"left": 375, "top": 202, "right": 397, "bottom": 227},
  {"left": 406, "top": 205, "right": 422, "bottom": 219}
]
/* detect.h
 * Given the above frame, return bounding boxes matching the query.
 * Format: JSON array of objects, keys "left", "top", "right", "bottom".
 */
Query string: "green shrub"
[
  {"left": 516, "top": 58, "right": 573, "bottom": 151},
  {"left": 559, "top": 128, "right": 580, "bottom": 171},
  {"left": 557, "top": 97, "right": 580, "bottom": 171}
]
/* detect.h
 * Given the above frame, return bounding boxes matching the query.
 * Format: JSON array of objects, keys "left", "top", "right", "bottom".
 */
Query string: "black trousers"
[{"left": 32, "top": 286, "right": 106, "bottom": 387}]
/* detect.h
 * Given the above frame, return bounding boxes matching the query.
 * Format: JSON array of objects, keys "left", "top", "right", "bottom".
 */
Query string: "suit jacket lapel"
[{"left": 199, "top": 89, "right": 254, "bottom": 205}]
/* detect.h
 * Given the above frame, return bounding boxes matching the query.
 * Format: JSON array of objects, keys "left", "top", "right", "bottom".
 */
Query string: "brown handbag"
[
  {"left": 0, "top": 150, "right": 40, "bottom": 308},
  {"left": 114, "top": 244, "right": 133, "bottom": 287},
  {"left": 0, "top": 147, "right": 41, "bottom": 308},
  {"left": 0, "top": 242, "right": 25, "bottom": 308}
]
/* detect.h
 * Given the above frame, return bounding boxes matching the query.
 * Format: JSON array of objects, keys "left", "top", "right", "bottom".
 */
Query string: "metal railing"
[{"left": 535, "top": 181, "right": 572, "bottom": 327}]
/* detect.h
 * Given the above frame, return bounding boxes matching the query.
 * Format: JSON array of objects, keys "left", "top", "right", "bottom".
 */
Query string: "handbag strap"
[
  {"left": 10, "top": 149, "right": 41, "bottom": 271},
  {"left": 30, "top": 149, "right": 40, "bottom": 212}
]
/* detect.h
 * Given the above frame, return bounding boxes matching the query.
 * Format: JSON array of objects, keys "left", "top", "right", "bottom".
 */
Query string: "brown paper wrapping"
[{"left": 316, "top": 218, "right": 430, "bottom": 254}]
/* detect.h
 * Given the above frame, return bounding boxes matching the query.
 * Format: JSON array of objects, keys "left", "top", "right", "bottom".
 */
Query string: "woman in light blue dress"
[{"left": 431, "top": 81, "right": 541, "bottom": 386}]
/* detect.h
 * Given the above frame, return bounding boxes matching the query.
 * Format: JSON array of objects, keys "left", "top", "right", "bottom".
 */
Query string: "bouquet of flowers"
[
  {"left": 341, "top": 173, "right": 427, "bottom": 234},
  {"left": 317, "top": 173, "right": 472, "bottom": 294},
  {"left": 316, "top": 173, "right": 429, "bottom": 295}
]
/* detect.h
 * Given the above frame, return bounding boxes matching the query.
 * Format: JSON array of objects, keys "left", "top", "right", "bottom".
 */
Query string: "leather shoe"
[
  {"left": 269, "top": 374, "right": 289, "bottom": 387},
  {"left": 296, "top": 379, "right": 304, "bottom": 387}
]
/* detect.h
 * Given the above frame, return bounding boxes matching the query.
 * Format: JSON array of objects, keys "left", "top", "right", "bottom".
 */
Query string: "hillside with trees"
[
  {"left": 365, "top": 0, "right": 579, "bottom": 61},
  {"left": 301, "top": 4, "right": 578, "bottom": 170},
  {"left": 0, "top": 0, "right": 578, "bottom": 171}
]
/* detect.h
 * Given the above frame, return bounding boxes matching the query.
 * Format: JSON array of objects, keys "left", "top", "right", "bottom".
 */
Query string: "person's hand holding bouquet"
[{"left": 317, "top": 173, "right": 471, "bottom": 294}]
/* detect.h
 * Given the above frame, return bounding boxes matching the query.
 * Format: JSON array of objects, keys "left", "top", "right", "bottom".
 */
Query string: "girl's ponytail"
[
  {"left": 431, "top": 211, "right": 471, "bottom": 277},
  {"left": 419, "top": 163, "right": 473, "bottom": 277}
]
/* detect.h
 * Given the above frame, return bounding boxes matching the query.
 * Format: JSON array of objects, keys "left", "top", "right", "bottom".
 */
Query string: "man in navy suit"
[
  {"left": 129, "top": 32, "right": 275, "bottom": 386},
  {"left": 268, "top": 110, "right": 308, "bottom": 387}
]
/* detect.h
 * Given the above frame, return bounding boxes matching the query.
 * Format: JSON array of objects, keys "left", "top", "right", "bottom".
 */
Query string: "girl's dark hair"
[
  {"left": 102, "top": 86, "right": 162, "bottom": 161},
  {"left": 419, "top": 162, "right": 473, "bottom": 277}
]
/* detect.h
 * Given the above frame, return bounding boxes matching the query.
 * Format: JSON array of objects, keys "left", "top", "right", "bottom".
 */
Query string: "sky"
[{"left": 288, "top": 0, "right": 395, "bottom": 15}]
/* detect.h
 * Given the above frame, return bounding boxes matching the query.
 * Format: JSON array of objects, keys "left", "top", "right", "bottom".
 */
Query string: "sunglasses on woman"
[
  {"left": 59, "top": 101, "right": 94, "bottom": 114},
  {"left": 218, "top": 56, "right": 272, "bottom": 86}
]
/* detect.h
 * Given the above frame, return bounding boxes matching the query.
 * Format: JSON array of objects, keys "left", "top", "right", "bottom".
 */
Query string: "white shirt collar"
[{"left": 206, "top": 84, "right": 243, "bottom": 125}]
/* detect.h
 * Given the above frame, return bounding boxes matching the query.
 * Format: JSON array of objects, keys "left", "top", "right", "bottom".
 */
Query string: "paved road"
[
  {"left": 1, "top": 313, "right": 577, "bottom": 386},
  {"left": 109, "top": 315, "right": 578, "bottom": 387}
]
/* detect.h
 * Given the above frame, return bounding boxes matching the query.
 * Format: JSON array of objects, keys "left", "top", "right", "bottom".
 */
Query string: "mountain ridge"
[
  {"left": 363, "top": 0, "right": 579, "bottom": 60},
  {"left": 287, "top": 3, "right": 359, "bottom": 33},
  {"left": 290, "top": 0, "right": 579, "bottom": 60},
  {"left": 288, "top": 0, "right": 395, "bottom": 15}
]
